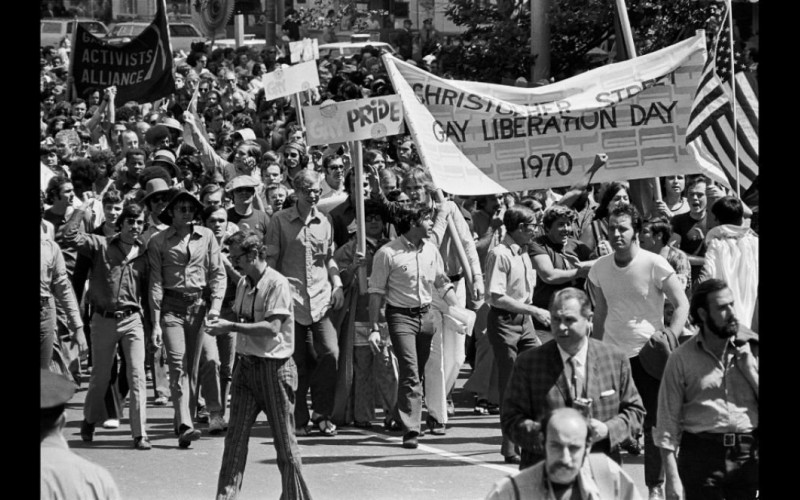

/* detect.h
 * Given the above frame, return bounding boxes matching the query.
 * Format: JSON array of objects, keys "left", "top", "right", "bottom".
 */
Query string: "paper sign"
[
  {"left": 290, "top": 38, "right": 319, "bottom": 63},
  {"left": 261, "top": 61, "right": 321, "bottom": 100},
  {"left": 303, "top": 95, "right": 405, "bottom": 146}
]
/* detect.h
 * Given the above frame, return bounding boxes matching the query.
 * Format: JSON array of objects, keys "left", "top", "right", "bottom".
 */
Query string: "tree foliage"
[{"left": 442, "top": 0, "right": 719, "bottom": 83}]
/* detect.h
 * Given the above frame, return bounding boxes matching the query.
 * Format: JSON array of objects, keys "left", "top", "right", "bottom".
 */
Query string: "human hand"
[
  {"left": 472, "top": 279, "right": 484, "bottom": 302},
  {"left": 368, "top": 330, "right": 382, "bottom": 356},
  {"left": 588, "top": 153, "right": 608, "bottom": 177},
  {"left": 182, "top": 110, "right": 196, "bottom": 127},
  {"left": 664, "top": 474, "right": 684, "bottom": 500},
  {"left": 531, "top": 307, "right": 550, "bottom": 328},
  {"left": 330, "top": 286, "right": 345, "bottom": 309},
  {"left": 206, "top": 318, "right": 235, "bottom": 336},
  {"left": 353, "top": 251, "right": 367, "bottom": 269},
  {"left": 588, "top": 418, "right": 609, "bottom": 442},
  {"left": 656, "top": 200, "right": 671, "bottom": 218},
  {"left": 597, "top": 240, "right": 612, "bottom": 256},
  {"left": 71, "top": 326, "right": 88, "bottom": 356},
  {"left": 150, "top": 324, "right": 163, "bottom": 351}
]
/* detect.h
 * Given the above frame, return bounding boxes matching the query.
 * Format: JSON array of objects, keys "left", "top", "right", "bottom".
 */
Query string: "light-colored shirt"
[
  {"left": 430, "top": 200, "right": 482, "bottom": 281},
  {"left": 41, "top": 235, "right": 83, "bottom": 330},
  {"left": 41, "top": 433, "right": 122, "bottom": 500},
  {"left": 233, "top": 267, "right": 294, "bottom": 359},
  {"left": 558, "top": 338, "right": 589, "bottom": 398},
  {"left": 654, "top": 332, "right": 758, "bottom": 451},
  {"left": 265, "top": 205, "right": 335, "bottom": 325},
  {"left": 147, "top": 224, "right": 226, "bottom": 314},
  {"left": 484, "top": 234, "right": 535, "bottom": 307},
  {"left": 368, "top": 235, "right": 452, "bottom": 308},
  {"left": 588, "top": 249, "right": 674, "bottom": 357},
  {"left": 316, "top": 179, "right": 348, "bottom": 215}
]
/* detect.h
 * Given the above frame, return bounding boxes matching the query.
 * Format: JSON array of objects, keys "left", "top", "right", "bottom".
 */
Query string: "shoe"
[
  {"left": 474, "top": 398, "right": 490, "bottom": 415},
  {"left": 103, "top": 418, "right": 120, "bottom": 429},
  {"left": 196, "top": 406, "right": 210, "bottom": 424},
  {"left": 426, "top": 416, "right": 446, "bottom": 436},
  {"left": 315, "top": 417, "right": 338, "bottom": 437},
  {"left": 177, "top": 426, "right": 201, "bottom": 448},
  {"left": 353, "top": 421, "right": 373, "bottom": 429},
  {"left": 383, "top": 418, "right": 402, "bottom": 432},
  {"left": 295, "top": 424, "right": 313, "bottom": 437},
  {"left": 648, "top": 486, "right": 665, "bottom": 500},
  {"left": 504, "top": 455, "right": 521, "bottom": 465},
  {"left": 153, "top": 396, "right": 168, "bottom": 406},
  {"left": 133, "top": 436, "right": 152, "bottom": 450},
  {"left": 446, "top": 399, "right": 455, "bottom": 417},
  {"left": 80, "top": 420, "right": 95, "bottom": 442},
  {"left": 208, "top": 413, "right": 227, "bottom": 435},
  {"left": 402, "top": 431, "right": 419, "bottom": 449},
  {"left": 487, "top": 403, "right": 500, "bottom": 415},
  {"left": 622, "top": 437, "right": 643, "bottom": 456}
]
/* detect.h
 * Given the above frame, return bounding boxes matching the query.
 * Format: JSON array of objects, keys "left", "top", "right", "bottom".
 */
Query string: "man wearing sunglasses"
[
  {"left": 62, "top": 201, "right": 153, "bottom": 450},
  {"left": 225, "top": 175, "right": 271, "bottom": 241},
  {"left": 317, "top": 154, "right": 349, "bottom": 215},
  {"left": 147, "top": 190, "right": 227, "bottom": 448}
]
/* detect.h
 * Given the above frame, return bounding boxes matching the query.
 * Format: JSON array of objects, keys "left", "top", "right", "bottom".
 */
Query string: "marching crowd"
[{"left": 40, "top": 36, "right": 758, "bottom": 500}]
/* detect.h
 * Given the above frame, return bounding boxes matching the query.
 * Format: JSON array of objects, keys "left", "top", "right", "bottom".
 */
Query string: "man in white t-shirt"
[{"left": 587, "top": 204, "right": 688, "bottom": 500}]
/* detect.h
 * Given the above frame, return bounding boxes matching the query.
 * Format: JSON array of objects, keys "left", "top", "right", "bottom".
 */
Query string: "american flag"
[{"left": 685, "top": 3, "right": 759, "bottom": 192}]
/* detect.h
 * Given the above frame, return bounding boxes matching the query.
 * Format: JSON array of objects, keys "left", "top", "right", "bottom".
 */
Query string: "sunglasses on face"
[
  {"left": 302, "top": 188, "right": 322, "bottom": 196},
  {"left": 124, "top": 218, "right": 145, "bottom": 226},
  {"left": 175, "top": 206, "right": 197, "bottom": 214},
  {"left": 233, "top": 188, "right": 255, "bottom": 195},
  {"left": 286, "top": 152, "right": 299, "bottom": 158},
  {"left": 365, "top": 214, "right": 382, "bottom": 222}
]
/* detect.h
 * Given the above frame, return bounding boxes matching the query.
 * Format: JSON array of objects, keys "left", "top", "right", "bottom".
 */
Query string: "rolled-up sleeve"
[
  {"left": 367, "top": 248, "right": 390, "bottom": 295},
  {"left": 654, "top": 353, "right": 684, "bottom": 451}
]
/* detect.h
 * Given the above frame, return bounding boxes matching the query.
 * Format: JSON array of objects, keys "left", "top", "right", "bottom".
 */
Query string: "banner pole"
[
  {"left": 725, "top": 0, "right": 740, "bottom": 198},
  {"left": 352, "top": 141, "right": 368, "bottom": 293},
  {"left": 433, "top": 189, "right": 474, "bottom": 298},
  {"left": 67, "top": 17, "right": 78, "bottom": 102},
  {"left": 295, "top": 92, "right": 305, "bottom": 130}
]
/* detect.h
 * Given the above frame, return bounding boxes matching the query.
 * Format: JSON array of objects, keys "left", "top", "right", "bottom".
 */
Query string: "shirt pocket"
[{"left": 306, "top": 232, "right": 329, "bottom": 264}]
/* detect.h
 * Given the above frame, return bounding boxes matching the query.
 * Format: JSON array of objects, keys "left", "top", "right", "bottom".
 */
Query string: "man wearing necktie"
[{"left": 501, "top": 287, "right": 645, "bottom": 470}]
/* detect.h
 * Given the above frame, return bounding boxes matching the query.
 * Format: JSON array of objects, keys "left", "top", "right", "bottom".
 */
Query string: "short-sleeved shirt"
[
  {"left": 265, "top": 206, "right": 334, "bottom": 325},
  {"left": 528, "top": 235, "right": 593, "bottom": 310},
  {"left": 587, "top": 249, "right": 675, "bottom": 357},
  {"left": 484, "top": 234, "right": 535, "bottom": 308},
  {"left": 671, "top": 211, "right": 707, "bottom": 283},
  {"left": 233, "top": 267, "right": 294, "bottom": 359},
  {"left": 368, "top": 235, "right": 451, "bottom": 308},
  {"left": 41, "top": 434, "right": 122, "bottom": 500},
  {"left": 227, "top": 207, "right": 270, "bottom": 241}
]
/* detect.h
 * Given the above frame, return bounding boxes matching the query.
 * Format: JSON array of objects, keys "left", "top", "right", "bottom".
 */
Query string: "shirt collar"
[
  {"left": 557, "top": 337, "right": 589, "bottom": 367},
  {"left": 109, "top": 233, "right": 144, "bottom": 248},
  {"left": 288, "top": 205, "right": 321, "bottom": 223},
  {"left": 501, "top": 234, "right": 523, "bottom": 255},
  {"left": 165, "top": 223, "right": 202, "bottom": 238},
  {"left": 399, "top": 234, "right": 424, "bottom": 252}
]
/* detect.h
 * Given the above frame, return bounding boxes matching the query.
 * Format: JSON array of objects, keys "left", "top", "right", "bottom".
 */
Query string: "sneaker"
[
  {"left": 80, "top": 420, "right": 95, "bottom": 442},
  {"left": 648, "top": 486, "right": 665, "bottom": 500},
  {"left": 426, "top": 416, "right": 446, "bottom": 436},
  {"left": 208, "top": 413, "right": 227, "bottom": 435},
  {"left": 177, "top": 426, "right": 202, "bottom": 448},
  {"left": 103, "top": 419, "right": 120, "bottom": 429},
  {"left": 153, "top": 396, "right": 168, "bottom": 406},
  {"left": 473, "top": 398, "right": 489, "bottom": 415},
  {"left": 133, "top": 436, "right": 152, "bottom": 450}
]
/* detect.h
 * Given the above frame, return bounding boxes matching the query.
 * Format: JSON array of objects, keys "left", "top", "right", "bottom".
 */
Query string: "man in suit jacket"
[{"left": 501, "top": 287, "right": 645, "bottom": 470}]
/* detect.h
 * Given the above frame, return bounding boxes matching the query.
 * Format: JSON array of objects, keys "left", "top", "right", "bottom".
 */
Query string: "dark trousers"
[
  {"left": 487, "top": 307, "right": 540, "bottom": 458},
  {"left": 216, "top": 355, "right": 312, "bottom": 500},
  {"left": 386, "top": 307, "right": 436, "bottom": 434},
  {"left": 630, "top": 355, "right": 664, "bottom": 488},
  {"left": 678, "top": 432, "right": 759, "bottom": 500},
  {"left": 293, "top": 314, "right": 339, "bottom": 427}
]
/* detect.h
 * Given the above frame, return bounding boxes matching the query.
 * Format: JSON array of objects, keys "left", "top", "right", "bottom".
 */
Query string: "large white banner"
[
  {"left": 261, "top": 60, "right": 320, "bottom": 100},
  {"left": 384, "top": 33, "right": 727, "bottom": 194},
  {"left": 303, "top": 96, "right": 405, "bottom": 147}
]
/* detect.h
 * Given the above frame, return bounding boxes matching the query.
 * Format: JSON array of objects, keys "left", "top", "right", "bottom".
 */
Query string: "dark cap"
[{"left": 41, "top": 369, "right": 75, "bottom": 409}]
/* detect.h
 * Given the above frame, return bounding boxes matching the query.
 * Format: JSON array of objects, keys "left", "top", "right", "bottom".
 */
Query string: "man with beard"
[
  {"left": 655, "top": 279, "right": 758, "bottom": 500},
  {"left": 487, "top": 407, "right": 641, "bottom": 500},
  {"left": 587, "top": 204, "right": 689, "bottom": 500}
]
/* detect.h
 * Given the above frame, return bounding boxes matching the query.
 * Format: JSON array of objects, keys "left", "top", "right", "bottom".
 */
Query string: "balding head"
[{"left": 543, "top": 408, "right": 591, "bottom": 485}]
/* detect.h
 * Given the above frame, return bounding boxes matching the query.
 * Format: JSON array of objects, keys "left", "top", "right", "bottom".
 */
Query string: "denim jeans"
[
  {"left": 386, "top": 308, "right": 436, "bottom": 434},
  {"left": 84, "top": 312, "right": 148, "bottom": 439},
  {"left": 293, "top": 313, "right": 339, "bottom": 427}
]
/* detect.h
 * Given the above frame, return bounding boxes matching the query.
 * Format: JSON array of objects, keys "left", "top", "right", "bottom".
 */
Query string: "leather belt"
[
  {"left": 447, "top": 273, "right": 462, "bottom": 282},
  {"left": 164, "top": 289, "right": 203, "bottom": 302},
  {"left": 386, "top": 303, "right": 431, "bottom": 316},
  {"left": 96, "top": 307, "right": 139, "bottom": 320},
  {"left": 686, "top": 431, "right": 757, "bottom": 447}
]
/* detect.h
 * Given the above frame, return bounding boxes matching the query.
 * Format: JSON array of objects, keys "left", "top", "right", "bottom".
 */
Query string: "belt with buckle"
[
  {"left": 164, "top": 289, "right": 203, "bottom": 302},
  {"left": 689, "top": 431, "right": 756, "bottom": 447},
  {"left": 386, "top": 303, "right": 431, "bottom": 316},
  {"left": 96, "top": 307, "right": 139, "bottom": 320}
]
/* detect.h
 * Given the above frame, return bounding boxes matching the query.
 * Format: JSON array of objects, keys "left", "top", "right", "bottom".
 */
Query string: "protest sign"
[
  {"left": 303, "top": 96, "right": 405, "bottom": 147},
  {"left": 290, "top": 38, "right": 319, "bottom": 63},
  {"left": 261, "top": 61, "right": 320, "bottom": 100},
  {"left": 384, "top": 33, "right": 727, "bottom": 193},
  {"left": 71, "top": 0, "right": 175, "bottom": 104}
]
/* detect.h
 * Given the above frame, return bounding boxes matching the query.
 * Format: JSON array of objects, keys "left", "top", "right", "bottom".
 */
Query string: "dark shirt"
[
  {"left": 227, "top": 207, "right": 271, "bottom": 242},
  {"left": 671, "top": 211, "right": 707, "bottom": 283},
  {"left": 528, "top": 235, "right": 593, "bottom": 315},
  {"left": 62, "top": 210, "right": 148, "bottom": 313},
  {"left": 329, "top": 196, "right": 356, "bottom": 250},
  {"left": 44, "top": 208, "right": 90, "bottom": 297}
]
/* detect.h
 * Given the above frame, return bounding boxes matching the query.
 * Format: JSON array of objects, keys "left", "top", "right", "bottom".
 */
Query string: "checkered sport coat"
[{"left": 501, "top": 339, "right": 645, "bottom": 469}]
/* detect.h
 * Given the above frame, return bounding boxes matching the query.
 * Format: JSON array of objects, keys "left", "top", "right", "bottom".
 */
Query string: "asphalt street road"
[{"left": 59, "top": 368, "right": 646, "bottom": 500}]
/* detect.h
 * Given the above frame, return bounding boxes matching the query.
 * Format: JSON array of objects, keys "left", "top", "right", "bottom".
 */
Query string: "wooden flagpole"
[{"left": 352, "top": 141, "right": 368, "bottom": 292}]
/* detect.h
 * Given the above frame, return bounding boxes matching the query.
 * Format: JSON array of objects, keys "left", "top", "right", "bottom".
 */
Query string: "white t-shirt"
[{"left": 588, "top": 248, "right": 674, "bottom": 357}]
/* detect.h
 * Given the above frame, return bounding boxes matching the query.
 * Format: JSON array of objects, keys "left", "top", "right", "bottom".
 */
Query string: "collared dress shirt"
[
  {"left": 233, "top": 267, "right": 295, "bottom": 360},
  {"left": 368, "top": 235, "right": 452, "bottom": 308},
  {"left": 265, "top": 205, "right": 335, "bottom": 325},
  {"left": 654, "top": 332, "right": 759, "bottom": 451},
  {"left": 147, "top": 224, "right": 226, "bottom": 314},
  {"left": 484, "top": 234, "right": 535, "bottom": 308},
  {"left": 558, "top": 339, "right": 589, "bottom": 398},
  {"left": 41, "top": 433, "right": 121, "bottom": 500},
  {"left": 41, "top": 235, "right": 83, "bottom": 331}
]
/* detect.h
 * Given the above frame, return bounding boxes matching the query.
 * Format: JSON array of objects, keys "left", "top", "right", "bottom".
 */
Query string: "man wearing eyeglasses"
[
  {"left": 266, "top": 170, "right": 345, "bottom": 437},
  {"left": 62, "top": 201, "right": 153, "bottom": 450},
  {"left": 317, "top": 154, "right": 349, "bottom": 215},
  {"left": 147, "top": 191, "right": 227, "bottom": 448},
  {"left": 225, "top": 175, "right": 271, "bottom": 241}
]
